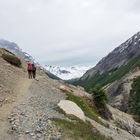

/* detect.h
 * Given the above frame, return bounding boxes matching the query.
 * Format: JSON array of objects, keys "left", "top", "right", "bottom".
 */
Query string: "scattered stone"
[
  {"left": 20, "top": 112, "right": 25, "bottom": 116},
  {"left": 30, "top": 132, "right": 34, "bottom": 136},
  {"left": 25, "top": 131, "right": 30, "bottom": 134},
  {"left": 36, "top": 133, "right": 42, "bottom": 138}
]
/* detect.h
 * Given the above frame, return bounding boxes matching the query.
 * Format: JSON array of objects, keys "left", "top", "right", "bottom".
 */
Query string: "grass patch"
[
  {"left": 73, "top": 55, "right": 140, "bottom": 92},
  {"left": 2, "top": 53, "right": 21, "bottom": 67},
  {"left": 52, "top": 118, "right": 111, "bottom": 140},
  {"left": 55, "top": 106, "right": 67, "bottom": 115},
  {"left": 66, "top": 93, "right": 102, "bottom": 124}
]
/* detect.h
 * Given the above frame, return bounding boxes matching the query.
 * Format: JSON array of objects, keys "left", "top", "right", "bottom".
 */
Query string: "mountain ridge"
[
  {"left": 72, "top": 31, "right": 140, "bottom": 124},
  {"left": 0, "top": 39, "right": 34, "bottom": 62},
  {"left": 81, "top": 31, "right": 140, "bottom": 80}
]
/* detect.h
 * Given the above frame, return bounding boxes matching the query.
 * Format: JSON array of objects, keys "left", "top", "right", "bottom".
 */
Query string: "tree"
[
  {"left": 92, "top": 86, "right": 112, "bottom": 119},
  {"left": 92, "top": 86, "right": 107, "bottom": 108}
]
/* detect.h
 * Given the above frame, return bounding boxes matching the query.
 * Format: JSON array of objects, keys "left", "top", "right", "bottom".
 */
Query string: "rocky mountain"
[
  {"left": 44, "top": 65, "right": 92, "bottom": 80},
  {"left": 74, "top": 31, "right": 140, "bottom": 89},
  {"left": 0, "top": 39, "right": 34, "bottom": 62},
  {"left": 81, "top": 31, "right": 140, "bottom": 80}
]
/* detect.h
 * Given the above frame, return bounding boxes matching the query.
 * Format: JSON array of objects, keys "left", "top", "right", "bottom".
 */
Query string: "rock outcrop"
[
  {"left": 58, "top": 100, "right": 86, "bottom": 121},
  {"left": 105, "top": 67, "right": 140, "bottom": 112},
  {"left": 108, "top": 105, "right": 140, "bottom": 137}
]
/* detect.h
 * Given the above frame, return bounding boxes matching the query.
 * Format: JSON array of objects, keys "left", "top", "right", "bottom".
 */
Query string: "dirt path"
[
  {"left": 0, "top": 77, "right": 32, "bottom": 140},
  {"left": 3, "top": 75, "right": 65, "bottom": 140}
]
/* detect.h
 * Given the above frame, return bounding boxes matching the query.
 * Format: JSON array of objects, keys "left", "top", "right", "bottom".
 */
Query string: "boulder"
[
  {"left": 59, "top": 85, "right": 73, "bottom": 93},
  {"left": 58, "top": 100, "right": 85, "bottom": 121}
]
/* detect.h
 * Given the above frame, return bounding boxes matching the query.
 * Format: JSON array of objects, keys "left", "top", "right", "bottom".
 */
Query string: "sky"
[{"left": 0, "top": 0, "right": 140, "bottom": 66}]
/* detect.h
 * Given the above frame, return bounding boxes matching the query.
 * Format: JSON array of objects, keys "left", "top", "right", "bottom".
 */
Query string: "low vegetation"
[
  {"left": 129, "top": 76, "right": 140, "bottom": 123},
  {"left": 92, "top": 87, "right": 112, "bottom": 120},
  {"left": 74, "top": 55, "right": 140, "bottom": 92},
  {"left": 53, "top": 118, "right": 111, "bottom": 140},
  {"left": 66, "top": 93, "right": 102, "bottom": 124},
  {"left": 92, "top": 87, "right": 107, "bottom": 108},
  {"left": 2, "top": 53, "right": 21, "bottom": 67}
]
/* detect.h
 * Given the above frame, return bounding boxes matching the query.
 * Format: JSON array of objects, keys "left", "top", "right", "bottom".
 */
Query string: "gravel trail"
[{"left": 1, "top": 75, "right": 65, "bottom": 140}]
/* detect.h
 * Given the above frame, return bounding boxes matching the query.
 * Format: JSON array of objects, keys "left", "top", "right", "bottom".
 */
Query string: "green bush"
[
  {"left": 92, "top": 87, "right": 111, "bottom": 119},
  {"left": 2, "top": 53, "right": 21, "bottom": 67},
  {"left": 129, "top": 76, "right": 140, "bottom": 123},
  {"left": 92, "top": 87, "right": 107, "bottom": 108}
]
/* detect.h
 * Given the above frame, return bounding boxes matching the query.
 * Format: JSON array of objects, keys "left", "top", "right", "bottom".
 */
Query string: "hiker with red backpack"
[{"left": 27, "top": 62, "right": 33, "bottom": 79}]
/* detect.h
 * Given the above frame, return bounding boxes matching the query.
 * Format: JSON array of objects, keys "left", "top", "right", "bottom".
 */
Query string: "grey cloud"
[{"left": 0, "top": 0, "right": 140, "bottom": 66}]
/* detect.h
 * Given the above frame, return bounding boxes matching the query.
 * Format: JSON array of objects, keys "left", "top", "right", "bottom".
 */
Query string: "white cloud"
[{"left": 0, "top": 0, "right": 140, "bottom": 66}]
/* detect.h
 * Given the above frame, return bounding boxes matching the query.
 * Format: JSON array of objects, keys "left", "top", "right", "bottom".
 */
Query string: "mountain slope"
[
  {"left": 0, "top": 48, "right": 66, "bottom": 139},
  {"left": 82, "top": 31, "right": 140, "bottom": 80},
  {"left": 74, "top": 32, "right": 140, "bottom": 90},
  {"left": 0, "top": 39, "right": 61, "bottom": 80},
  {"left": 45, "top": 70, "right": 61, "bottom": 80},
  {"left": 0, "top": 39, "right": 34, "bottom": 61},
  {"left": 73, "top": 31, "right": 140, "bottom": 123},
  {"left": 74, "top": 55, "right": 140, "bottom": 91}
]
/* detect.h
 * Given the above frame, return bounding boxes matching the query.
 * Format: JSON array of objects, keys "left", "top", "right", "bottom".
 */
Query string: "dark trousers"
[
  {"left": 32, "top": 70, "right": 36, "bottom": 79},
  {"left": 28, "top": 70, "right": 32, "bottom": 79}
]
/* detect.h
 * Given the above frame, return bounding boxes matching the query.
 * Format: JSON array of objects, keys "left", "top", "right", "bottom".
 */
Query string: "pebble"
[
  {"left": 37, "top": 133, "right": 42, "bottom": 138},
  {"left": 25, "top": 131, "right": 30, "bottom": 134},
  {"left": 30, "top": 133, "right": 34, "bottom": 136}
]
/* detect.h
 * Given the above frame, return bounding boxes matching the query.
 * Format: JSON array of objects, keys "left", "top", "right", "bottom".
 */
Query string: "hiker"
[
  {"left": 32, "top": 63, "right": 36, "bottom": 79},
  {"left": 27, "top": 62, "right": 33, "bottom": 79}
]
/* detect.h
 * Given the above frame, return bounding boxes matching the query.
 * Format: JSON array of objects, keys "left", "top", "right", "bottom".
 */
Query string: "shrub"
[
  {"left": 92, "top": 87, "right": 112, "bottom": 119},
  {"left": 92, "top": 87, "right": 107, "bottom": 108},
  {"left": 129, "top": 76, "right": 140, "bottom": 123},
  {"left": 2, "top": 53, "right": 21, "bottom": 67}
]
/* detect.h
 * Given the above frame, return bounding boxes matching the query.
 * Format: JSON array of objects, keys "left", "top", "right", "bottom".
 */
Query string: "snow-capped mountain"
[
  {"left": 44, "top": 65, "right": 93, "bottom": 80},
  {"left": 0, "top": 39, "right": 34, "bottom": 62},
  {"left": 82, "top": 31, "right": 140, "bottom": 80}
]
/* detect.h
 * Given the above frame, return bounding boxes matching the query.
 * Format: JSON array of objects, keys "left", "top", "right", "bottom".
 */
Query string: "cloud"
[{"left": 0, "top": 0, "right": 140, "bottom": 66}]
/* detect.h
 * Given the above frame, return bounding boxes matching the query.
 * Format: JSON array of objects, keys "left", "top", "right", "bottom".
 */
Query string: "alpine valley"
[{"left": 1, "top": 33, "right": 140, "bottom": 140}]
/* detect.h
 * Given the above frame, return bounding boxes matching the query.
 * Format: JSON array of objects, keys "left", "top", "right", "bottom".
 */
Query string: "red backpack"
[{"left": 27, "top": 63, "right": 32, "bottom": 70}]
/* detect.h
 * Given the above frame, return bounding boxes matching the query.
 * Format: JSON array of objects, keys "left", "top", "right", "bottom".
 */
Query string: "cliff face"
[
  {"left": 105, "top": 67, "right": 140, "bottom": 112},
  {"left": 82, "top": 32, "right": 140, "bottom": 80}
]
